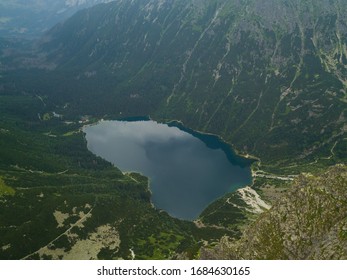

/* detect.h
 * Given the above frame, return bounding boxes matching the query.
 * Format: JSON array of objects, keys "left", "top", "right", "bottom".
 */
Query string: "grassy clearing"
[{"left": 0, "top": 178, "right": 15, "bottom": 196}]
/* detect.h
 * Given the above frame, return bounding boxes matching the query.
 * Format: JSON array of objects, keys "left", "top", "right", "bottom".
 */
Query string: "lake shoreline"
[{"left": 83, "top": 119, "right": 253, "bottom": 220}]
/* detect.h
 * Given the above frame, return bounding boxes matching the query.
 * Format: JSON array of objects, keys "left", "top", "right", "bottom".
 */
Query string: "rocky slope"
[
  {"left": 3, "top": 0, "right": 345, "bottom": 172},
  {"left": 201, "top": 165, "right": 347, "bottom": 259}
]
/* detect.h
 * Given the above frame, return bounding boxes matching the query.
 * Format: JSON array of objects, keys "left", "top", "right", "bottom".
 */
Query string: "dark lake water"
[{"left": 84, "top": 120, "right": 252, "bottom": 220}]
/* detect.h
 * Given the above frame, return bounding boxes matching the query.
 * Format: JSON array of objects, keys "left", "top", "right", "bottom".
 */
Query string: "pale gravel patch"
[
  {"left": 38, "top": 224, "right": 120, "bottom": 260},
  {"left": 1, "top": 244, "right": 11, "bottom": 251},
  {"left": 21, "top": 205, "right": 95, "bottom": 260},
  {"left": 237, "top": 187, "right": 271, "bottom": 214},
  {"left": 85, "top": 203, "right": 92, "bottom": 209},
  {"left": 129, "top": 248, "right": 136, "bottom": 260},
  {"left": 37, "top": 192, "right": 44, "bottom": 198},
  {"left": 53, "top": 210, "right": 70, "bottom": 228}
]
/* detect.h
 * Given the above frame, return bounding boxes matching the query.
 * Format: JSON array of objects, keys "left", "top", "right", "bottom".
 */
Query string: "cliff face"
[{"left": 201, "top": 165, "right": 347, "bottom": 260}]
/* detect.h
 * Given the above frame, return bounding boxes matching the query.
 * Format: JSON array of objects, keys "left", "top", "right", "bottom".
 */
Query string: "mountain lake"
[{"left": 83, "top": 119, "right": 253, "bottom": 220}]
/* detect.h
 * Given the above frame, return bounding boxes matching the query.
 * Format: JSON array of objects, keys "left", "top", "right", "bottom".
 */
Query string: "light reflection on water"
[{"left": 84, "top": 120, "right": 251, "bottom": 220}]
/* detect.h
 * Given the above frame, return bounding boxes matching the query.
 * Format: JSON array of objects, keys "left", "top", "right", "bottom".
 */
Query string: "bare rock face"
[{"left": 201, "top": 165, "right": 347, "bottom": 260}]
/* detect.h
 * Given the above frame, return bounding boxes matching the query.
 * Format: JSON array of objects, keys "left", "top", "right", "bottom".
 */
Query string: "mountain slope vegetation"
[
  {"left": 202, "top": 165, "right": 347, "bottom": 259},
  {"left": 3, "top": 0, "right": 345, "bottom": 172},
  {"left": 0, "top": 0, "right": 346, "bottom": 259},
  {"left": 0, "top": 95, "right": 233, "bottom": 260}
]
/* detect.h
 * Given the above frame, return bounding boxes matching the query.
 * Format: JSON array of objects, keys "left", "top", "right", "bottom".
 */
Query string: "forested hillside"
[
  {"left": 3, "top": 0, "right": 346, "bottom": 172},
  {"left": 0, "top": 0, "right": 346, "bottom": 259}
]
